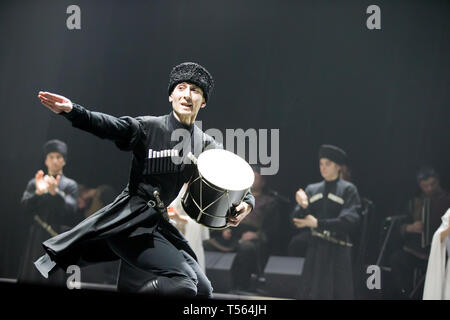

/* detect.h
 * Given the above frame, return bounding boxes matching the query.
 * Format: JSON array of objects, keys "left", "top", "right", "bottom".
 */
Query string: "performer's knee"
[
  {"left": 196, "top": 277, "right": 213, "bottom": 299},
  {"left": 153, "top": 275, "right": 198, "bottom": 297}
]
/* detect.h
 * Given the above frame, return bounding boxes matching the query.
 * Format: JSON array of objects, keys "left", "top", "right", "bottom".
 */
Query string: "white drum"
[{"left": 181, "top": 149, "right": 254, "bottom": 229}]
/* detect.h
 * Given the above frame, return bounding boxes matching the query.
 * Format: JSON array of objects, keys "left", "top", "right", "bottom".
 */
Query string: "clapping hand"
[
  {"left": 34, "top": 170, "right": 48, "bottom": 195},
  {"left": 45, "top": 175, "right": 61, "bottom": 196},
  {"left": 295, "top": 188, "right": 309, "bottom": 209},
  {"left": 34, "top": 170, "right": 61, "bottom": 196}
]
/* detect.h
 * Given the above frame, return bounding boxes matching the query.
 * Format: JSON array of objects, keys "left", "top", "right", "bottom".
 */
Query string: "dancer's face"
[
  {"left": 319, "top": 158, "right": 341, "bottom": 181},
  {"left": 169, "top": 82, "right": 206, "bottom": 125}
]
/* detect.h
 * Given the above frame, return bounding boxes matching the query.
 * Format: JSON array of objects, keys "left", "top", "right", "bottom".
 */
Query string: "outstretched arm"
[{"left": 37, "top": 91, "right": 142, "bottom": 150}]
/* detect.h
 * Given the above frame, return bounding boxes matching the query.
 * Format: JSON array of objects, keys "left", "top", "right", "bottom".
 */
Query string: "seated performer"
[
  {"left": 34, "top": 62, "right": 254, "bottom": 297},
  {"left": 293, "top": 144, "right": 361, "bottom": 299},
  {"left": 387, "top": 166, "right": 450, "bottom": 299}
]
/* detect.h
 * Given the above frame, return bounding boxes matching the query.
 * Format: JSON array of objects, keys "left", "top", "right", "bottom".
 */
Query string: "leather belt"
[
  {"left": 147, "top": 190, "right": 169, "bottom": 222},
  {"left": 311, "top": 229, "right": 353, "bottom": 247}
]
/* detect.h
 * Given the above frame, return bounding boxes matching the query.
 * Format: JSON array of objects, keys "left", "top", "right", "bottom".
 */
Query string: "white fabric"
[
  {"left": 182, "top": 218, "right": 210, "bottom": 272},
  {"left": 423, "top": 208, "right": 450, "bottom": 300},
  {"left": 169, "top": 184, "right": 210, "bottom": 272}
]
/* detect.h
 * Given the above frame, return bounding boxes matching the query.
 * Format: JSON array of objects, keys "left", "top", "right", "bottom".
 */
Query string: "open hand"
[{"left": 37, "top": 91, "right": 73, "bottom": 114}]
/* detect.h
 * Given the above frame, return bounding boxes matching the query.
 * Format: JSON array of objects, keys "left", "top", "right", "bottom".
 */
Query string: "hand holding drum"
[{"left": 181, "top": 149, "right": 254, "bottom": 229}]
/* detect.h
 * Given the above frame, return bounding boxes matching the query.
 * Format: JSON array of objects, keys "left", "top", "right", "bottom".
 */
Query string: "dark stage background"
[{"left": 0, "top": 0, "right": 449, "bottom": 284}]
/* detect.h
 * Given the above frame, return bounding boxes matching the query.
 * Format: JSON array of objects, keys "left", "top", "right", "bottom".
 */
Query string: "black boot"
[{"left": 138, "top": 279, "right": 159, "bottom": 294}]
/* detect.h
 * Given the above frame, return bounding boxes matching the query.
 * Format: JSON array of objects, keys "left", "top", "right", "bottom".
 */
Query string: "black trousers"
[{"left": 107, "top": 224, "right": 213, "bottom": 298}]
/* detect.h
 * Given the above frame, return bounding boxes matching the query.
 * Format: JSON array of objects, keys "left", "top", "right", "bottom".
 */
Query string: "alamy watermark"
[
  {"left": 66, "top": 5, "right": 81, "bottom": 30},
  {"left": 66, "top": 265, "right": 81, "bottom": 289},
  {"left": 171, "top": 121, "right": 279, "bottom": 176},
  {"left": 366, "top": 5, "right": 381, "bottom": 30},
  {"left": 366, "top": 265, "right": 381, "bottom": 290},
  {"left": 66, "top": 5, "right": 380, "bottom": 31}
]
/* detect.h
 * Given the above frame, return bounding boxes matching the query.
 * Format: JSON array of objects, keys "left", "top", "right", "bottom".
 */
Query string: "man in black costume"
[
  {"left": 35, "top": 62, "right": 254, "bottom": 297},
  {"left": 19, "top": 139, "right": 79, "bottom": 285},
  {"left": 293, "top": 144, "right": 361, "bottom": 299}
]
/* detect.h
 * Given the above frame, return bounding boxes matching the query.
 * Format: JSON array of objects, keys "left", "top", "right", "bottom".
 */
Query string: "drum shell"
[{"left": 181, "top": 169, "right": 248, "bottom": 229}]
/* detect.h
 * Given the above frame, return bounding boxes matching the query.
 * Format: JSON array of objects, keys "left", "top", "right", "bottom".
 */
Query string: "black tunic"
[
  {"left": 34, "top": 104, "right": 255, "bottom": 279},
  {"left": 19, "top": 174, "right": 79, "bottom": 284},
  {"left": 294, "top": 178, "right": 361, "bottom": 299}
]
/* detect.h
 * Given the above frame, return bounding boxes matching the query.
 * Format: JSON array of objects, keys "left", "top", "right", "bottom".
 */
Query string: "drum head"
[{"left": 197, "top": 149, "right": 254, "bottom": 191}]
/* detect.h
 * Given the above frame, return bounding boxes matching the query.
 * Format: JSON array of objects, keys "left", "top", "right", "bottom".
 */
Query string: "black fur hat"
[
  {"left": 318, "top": 144, "right": 347, "bottom": 165},
  {"left": 416, "top": 166, "right": 439, "bottom": 183},
  {"left": 168, "top": 62, "right": 214, "bottom": 102},
  {"left": 43, "top": 139, "right": 68, "bottom": 160}
]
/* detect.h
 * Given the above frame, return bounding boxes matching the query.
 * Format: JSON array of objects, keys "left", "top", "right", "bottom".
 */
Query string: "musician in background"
[
  {"left": 293, "top": 144, "right": 361, "bottom": 299},
  {"left": 387, "top": 166, "right": 450, "bottom": 299},
  {"left": 287, "top": 159, "right": 359, "bottom": 257},
  {"left": 19, "top": 139, "right": 79, "bottom": 285}
]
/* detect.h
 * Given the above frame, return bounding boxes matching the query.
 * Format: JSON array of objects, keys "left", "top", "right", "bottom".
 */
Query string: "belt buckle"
[{"left": 147, "top": 198, "right": 169, "bottom": 221}]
